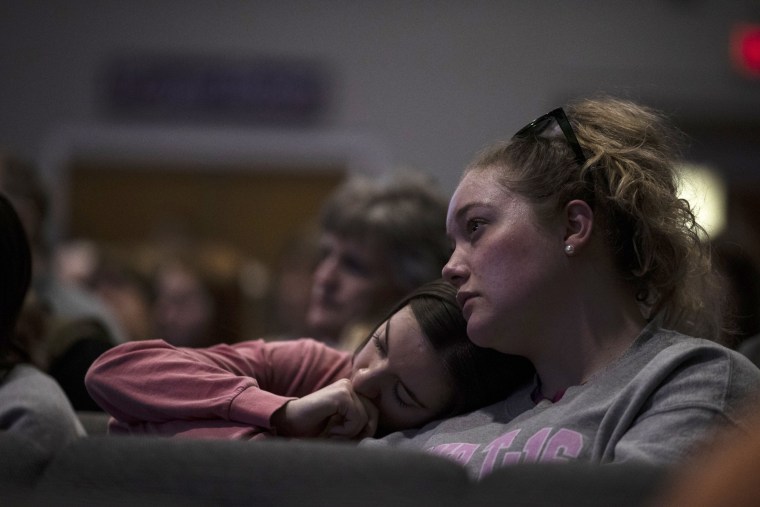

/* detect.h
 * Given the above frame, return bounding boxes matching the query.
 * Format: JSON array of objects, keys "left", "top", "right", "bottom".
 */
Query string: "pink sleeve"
[
  {"left": 85, "top": 338, "right": 352, "bottom": 430},
  {"left": 108, "top": 417, "right": 275, "bottom": 440}
]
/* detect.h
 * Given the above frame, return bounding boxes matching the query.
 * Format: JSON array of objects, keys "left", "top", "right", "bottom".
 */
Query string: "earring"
[{"left": 564, "top": 244, "right": 575, "bottom": 256}]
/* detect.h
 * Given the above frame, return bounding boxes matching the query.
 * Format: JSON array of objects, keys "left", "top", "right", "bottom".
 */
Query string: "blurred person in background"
[
  {"left": 85, "top": 248, "right": 155, "bottom": 343},
  {"left": 86, "top": 279, "right": 534, "bottom": 439},
  {"left": 264, "top": 225, "right": 321, "bottom": 339},
  {"left": 0, "top": 153, "right": 126, "bottom": 411},
  {"left": 58, "top": 237, "right": 238, "bottom": 349},
  {"left": 150, "top": 255, "right": 217, "bottom": 348},
  {"left": 304, "top": 171, "right": 451, "bottom": 350},
  {"left": 0, "top": 153, "right": 126, "bottom": 346},
  {"left": 0, "top": 192, "right": 85, "bottom": 452}
]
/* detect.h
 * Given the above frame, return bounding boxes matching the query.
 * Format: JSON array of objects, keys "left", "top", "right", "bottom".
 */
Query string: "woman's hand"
[{"left": 271, "top": 379, "right": 378, "bottom": 439}]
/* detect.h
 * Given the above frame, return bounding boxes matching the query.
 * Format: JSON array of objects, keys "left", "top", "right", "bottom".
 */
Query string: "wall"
[{"left": 1, "top": 0, "right": 759, "bottom": 197}]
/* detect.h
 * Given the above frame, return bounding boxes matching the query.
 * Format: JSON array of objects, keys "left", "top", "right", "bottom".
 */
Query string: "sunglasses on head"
[{"left": 512, "top": 107, "right": 587, "bottom": 167}]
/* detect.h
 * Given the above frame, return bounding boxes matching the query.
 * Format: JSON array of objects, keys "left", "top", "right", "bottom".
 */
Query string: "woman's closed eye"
[
  {"left": 371, "top": 332, "right": 386, "bottom": 357},
  {"left": 371, "top": 331, "right": 423, "bottom": 409},
  {"left": 393, "top": 382, "right": 418, "bottom": 408}
]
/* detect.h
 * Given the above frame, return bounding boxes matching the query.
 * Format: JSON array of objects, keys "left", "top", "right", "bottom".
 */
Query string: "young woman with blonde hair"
[{"left": 365, "top": 97, "right": 760, "bottom": 478}]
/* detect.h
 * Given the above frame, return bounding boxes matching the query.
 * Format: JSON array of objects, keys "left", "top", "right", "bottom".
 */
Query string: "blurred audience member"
[
  {"left": 54, "top": 240, "right": 154, "bottom": 343},
  {"left": 304, "top": 171, "right": 451, "bottom": 350},
  {"left": 53, "top": 239, "right": 100, "bottom": 288},
  {"left": 0, "top": 153, "right": 126, "bottom": 345},
  {"left": 87, "top": 250, "right": 154, "bottom": 343},
  {"left": 151, "top": 255, "right": 218, "bottom": 348},
  {"left": 0, "top": 192, "right": 85, "bottom": 452},
  {"left": 711, "top": 232, "right": 760, "bottom": 365},
  {"left": 0, "top": 153, "right": 126, "bottom": 411},
  {"left": 263, "top": 224, "right": 321, "bottom": 339},
  {"left": 721, "top": 248, "right": 760, "bottom": 340}
]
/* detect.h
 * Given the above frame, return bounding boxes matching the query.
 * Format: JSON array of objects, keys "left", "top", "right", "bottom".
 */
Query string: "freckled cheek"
[{"left": 470, "top": 247, "right": 502, "bottom": 277}]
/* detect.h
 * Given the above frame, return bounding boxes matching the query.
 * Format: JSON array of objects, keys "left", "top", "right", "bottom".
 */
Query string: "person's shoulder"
[
  {"left": 610, "top": 328, "right": 760, "bottom": 424},
  {"left": 4, "top": 363, "right": 55, "bottom": 387},
  {"left": 2, "top": 364, "right": 72, "bottom": 403},
  {"left": 643, "top": 327, "right": 749, "bottom": 361},
  {"left": 663, "top": 328, "right": 753, "bottom": 357},
  {"left": 643, "top": 328, "right": 760, "bottom": 388},
  {"left": 0, "top": 364, "right": 84, "bottom": 438}
]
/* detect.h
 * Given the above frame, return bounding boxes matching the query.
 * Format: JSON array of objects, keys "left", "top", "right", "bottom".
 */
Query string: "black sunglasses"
[{"left": 512, "top": 107, "right": 587, "bottom": 167}]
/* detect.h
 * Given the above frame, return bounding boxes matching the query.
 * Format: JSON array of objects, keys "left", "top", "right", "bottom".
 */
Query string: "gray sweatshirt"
[
  {"left": 361, "top": 323, "right": 760, "bottom": 479},
  {"left": 0, "top": 364, "right": 85, "bottom": 454}
]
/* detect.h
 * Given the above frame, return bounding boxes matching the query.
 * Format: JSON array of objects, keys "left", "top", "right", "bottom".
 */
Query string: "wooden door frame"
[{"left": 38, "top": 123, "right": 392, "bottom": 244}]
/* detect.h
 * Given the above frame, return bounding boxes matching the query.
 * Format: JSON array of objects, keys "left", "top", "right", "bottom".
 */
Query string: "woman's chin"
[{"left": 466, "top": 318, "right": 497, "bottom": 349}]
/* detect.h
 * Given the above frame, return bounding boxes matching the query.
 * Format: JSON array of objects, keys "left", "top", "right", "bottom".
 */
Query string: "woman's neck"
[{"left": 531, "top": 267, "right": 648, "bottom": 400}]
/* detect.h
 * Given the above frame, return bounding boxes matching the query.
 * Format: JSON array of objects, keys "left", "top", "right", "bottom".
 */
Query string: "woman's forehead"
[{"left": 448, "top": 171, "right": 519, "bottom": 217}]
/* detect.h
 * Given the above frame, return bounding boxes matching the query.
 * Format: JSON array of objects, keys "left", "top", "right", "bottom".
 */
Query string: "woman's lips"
[{"left": 456, "top": 292, "right": 477, "bottom": 318}]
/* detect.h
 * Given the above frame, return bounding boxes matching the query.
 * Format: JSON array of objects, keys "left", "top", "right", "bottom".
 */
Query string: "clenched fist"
[{"left": 270, "top": 379, "right": 379, "bottom": 439}]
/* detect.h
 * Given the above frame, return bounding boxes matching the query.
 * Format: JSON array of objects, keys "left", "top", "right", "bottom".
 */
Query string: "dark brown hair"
[
  {"left": 356, "top": 279, "right": 534, "bottom": 416},
  {"left": 0, "top": 192, "right": 33, "bottom": 367}
]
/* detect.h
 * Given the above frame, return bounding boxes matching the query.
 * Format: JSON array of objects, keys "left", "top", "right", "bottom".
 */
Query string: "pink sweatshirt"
[{"left": 85, "top": 338, "right": 352, "bottom": 439}]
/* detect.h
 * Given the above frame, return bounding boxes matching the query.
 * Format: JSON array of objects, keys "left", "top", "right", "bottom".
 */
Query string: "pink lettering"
[
  {"left": 428, "top": 427, "right": 587, "bottom": 480},
  {"left": 522, "top": 427, "right": 551, "bottom": 463},
  {"left": 541, "top": 429, "right": 584, "bottom": 462},
  {"left": 479, "top": 430, "right": 520, "bottom": 479},
  {"left": 428, "top": 442, "right": 478, "bottom": 466}
]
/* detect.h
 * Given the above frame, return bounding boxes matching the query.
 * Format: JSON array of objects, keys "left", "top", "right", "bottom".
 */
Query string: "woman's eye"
[
  {"left": 371, "top": 333, "right": 386, "bottom": 356},
  {"left": 342, "top": 254, "right": 372, "bottom": 278},
  {"left": 466, "top": 219, "right": 484, "bottom": 236},
  {"left": 393, "top": 383, "right": 414, "bottom": 408}
]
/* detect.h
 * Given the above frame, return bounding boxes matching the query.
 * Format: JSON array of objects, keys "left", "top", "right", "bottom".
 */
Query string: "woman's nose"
[
  {"left": 351, "top": 367, "right": 383, "bottom": 399},
  {"left": 442, "top": 251, "right": 467, "bottom": 287},
  {"left": 312, "top": 256, "right": 339, "bottom": 288}
]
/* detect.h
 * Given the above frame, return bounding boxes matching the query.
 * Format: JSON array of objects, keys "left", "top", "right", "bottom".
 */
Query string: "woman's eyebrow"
[{"left": 453, "top": 201, "right": 484, "bottom": 222}]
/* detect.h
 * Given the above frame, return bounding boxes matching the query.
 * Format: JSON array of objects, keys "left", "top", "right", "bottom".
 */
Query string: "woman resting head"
[
  {"left": 275, "top": 278, "right": 534, "bottom": 437},
  {"left": 86, "top": 278, "right": 533, "bottom": 440}
]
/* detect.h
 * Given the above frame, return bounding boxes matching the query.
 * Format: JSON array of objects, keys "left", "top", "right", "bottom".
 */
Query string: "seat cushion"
[
  {"left": 472, "top": 461, "right": 671, "bottom": 507},
  {"left": 36, "top": 436, "right": 471, "bottom": 507},
  {"left": 0, "top": 432, "right": 51, "bottom": 488}
]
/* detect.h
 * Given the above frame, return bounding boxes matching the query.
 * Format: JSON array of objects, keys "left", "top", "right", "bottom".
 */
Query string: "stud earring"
[{"left": 564, "top": 244, "right": 575, "bottom": 256}]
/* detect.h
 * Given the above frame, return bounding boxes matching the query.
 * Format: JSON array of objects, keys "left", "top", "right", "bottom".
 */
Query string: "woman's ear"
[{"left": 563, "top": 199, "right": 594, "bottom": 252}]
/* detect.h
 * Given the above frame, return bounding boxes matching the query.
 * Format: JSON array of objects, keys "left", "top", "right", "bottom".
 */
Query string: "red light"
[{"left": 731, "top": 24, "right": 760, "bottom": 78}]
